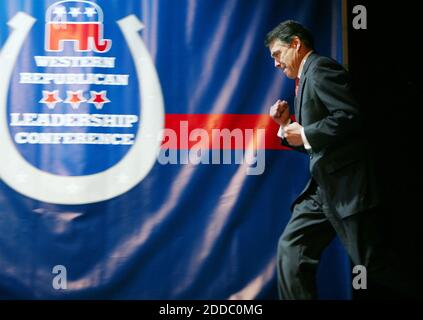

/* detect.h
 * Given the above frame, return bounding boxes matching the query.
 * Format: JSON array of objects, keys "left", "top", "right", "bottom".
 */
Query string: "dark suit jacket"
[{"left": 282, "top": 53, "right": 380, "bottom": 218}]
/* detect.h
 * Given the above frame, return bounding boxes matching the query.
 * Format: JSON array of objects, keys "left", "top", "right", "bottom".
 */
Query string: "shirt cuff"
[
  {"left": 276, "top": 119, "right": 292, "bottom": 139},
  {"left": 301, "top": 127, "right": 312, "bottom": 150}
]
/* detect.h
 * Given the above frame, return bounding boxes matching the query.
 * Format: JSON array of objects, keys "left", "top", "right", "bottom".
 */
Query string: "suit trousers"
[{"left": 276, "top": 179, "right": 405, "bottom": 299}]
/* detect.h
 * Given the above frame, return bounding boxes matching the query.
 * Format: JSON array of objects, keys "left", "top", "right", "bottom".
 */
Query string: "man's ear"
[{"left": 292, "top": 36, "right": 301, "bottom": 51}]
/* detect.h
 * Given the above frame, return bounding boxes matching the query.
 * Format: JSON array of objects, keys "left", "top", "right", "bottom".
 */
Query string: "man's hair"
[{"left": 264, "top": 20, "right": 314, "bottom": 49}]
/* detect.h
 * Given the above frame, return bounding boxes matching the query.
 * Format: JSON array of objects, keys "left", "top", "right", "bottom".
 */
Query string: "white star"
[
  {"left": 64, "top": 90, "right": 86, "bottom": 110},
  {"left": 84, "top": 7, "right": 97, "bottom": 18},
  {"left": 69, "top": 7, "right": 82, "bottom": 18},
  {"left": 39, "top": 90, "right": 62, "bottom": 109},
  {"left": 53, "top": 6, "right": 67, "bottom": 18},
  {"left": 87, "top": 91, "right": 110, "bottom": 110}
]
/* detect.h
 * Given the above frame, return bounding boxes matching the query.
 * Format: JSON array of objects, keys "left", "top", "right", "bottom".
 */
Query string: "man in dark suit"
[{"left": 266, "top": 20, "right": 402, "bottom": 299}]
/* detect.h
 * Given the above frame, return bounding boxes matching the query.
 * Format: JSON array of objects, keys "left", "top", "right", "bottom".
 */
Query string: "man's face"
[{"left": 269, "top": 38, "right": 301, "bottom": 79}]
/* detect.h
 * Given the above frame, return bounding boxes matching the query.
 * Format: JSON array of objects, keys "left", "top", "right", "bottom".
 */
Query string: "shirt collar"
[{"left": 298, "top": 50, "right": 313, "bottom": 79}]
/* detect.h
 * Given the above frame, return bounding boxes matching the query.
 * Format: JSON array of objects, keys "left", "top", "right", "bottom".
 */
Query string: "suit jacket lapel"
[
  {"left": 294, "top": 95, "right": 299, "bottom": 122},
  {"left": 296, "top": 53, "right": 318, "bottom": 124},
  {"left": 296, "top": 77, "right": 306, "bottom": 124}
]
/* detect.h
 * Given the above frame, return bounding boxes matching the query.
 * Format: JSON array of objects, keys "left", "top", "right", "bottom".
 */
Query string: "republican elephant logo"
[{"left": 45, "top": 0, "right": 112, "bottom": 52}]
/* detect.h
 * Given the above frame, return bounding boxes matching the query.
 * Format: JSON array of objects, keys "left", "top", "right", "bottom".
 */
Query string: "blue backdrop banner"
[{"left": 0, "top": 0, "right": 350, "bottom": 299}]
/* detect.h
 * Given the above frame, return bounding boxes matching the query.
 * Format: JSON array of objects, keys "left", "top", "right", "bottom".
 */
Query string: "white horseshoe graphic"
[{"left": 0, "top": 13, "right": 164, "bottom": 204}]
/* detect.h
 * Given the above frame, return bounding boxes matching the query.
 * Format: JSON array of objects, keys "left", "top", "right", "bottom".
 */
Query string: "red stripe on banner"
[{"left": 163, "top": 114, "right": 296, "bottom": 150}]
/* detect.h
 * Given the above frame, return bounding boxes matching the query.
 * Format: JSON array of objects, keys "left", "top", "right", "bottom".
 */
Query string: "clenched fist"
[
  {"left": 284, "top": 122, "right": 304, "bottom": 146},
  {"left": 269, "top": 100, "right": 290, "bottom": 127}
]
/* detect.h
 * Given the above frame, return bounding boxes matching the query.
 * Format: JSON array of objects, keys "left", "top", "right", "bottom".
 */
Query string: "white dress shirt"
[{"left": 277, "top": 50, "right": 313, "bottom": 150}]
